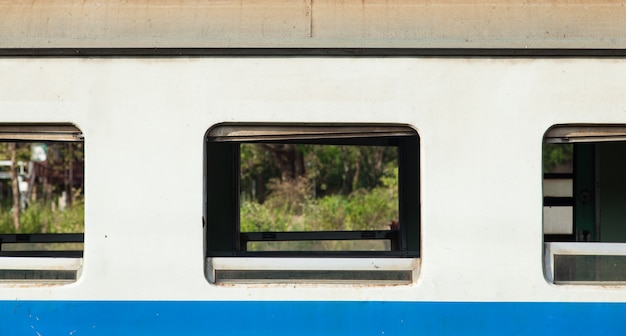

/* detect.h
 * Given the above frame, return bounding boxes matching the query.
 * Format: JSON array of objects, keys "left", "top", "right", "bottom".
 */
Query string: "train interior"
[{"left": 544, "top": 125, "right": 626, "bottom": 284}]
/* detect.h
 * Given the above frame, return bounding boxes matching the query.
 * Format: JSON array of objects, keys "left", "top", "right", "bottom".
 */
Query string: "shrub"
[{"left": 0, "top": 198, "right": 84, "bottom": 234}]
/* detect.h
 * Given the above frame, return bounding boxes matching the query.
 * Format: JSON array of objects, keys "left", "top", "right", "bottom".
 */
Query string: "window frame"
[
  {"left": 204, "top": 123, "right": 420, "bottom": 259},
  {"left": 0, "top": 123, "right": 84, "bottom": 284},
  {"left": 543, "top": 124, "right": 626, "bottom": 285}
]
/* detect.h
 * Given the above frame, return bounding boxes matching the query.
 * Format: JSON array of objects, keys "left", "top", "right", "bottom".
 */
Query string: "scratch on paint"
[
  {"left": 28, "top": 312, "right": 43, "bottom": 336},
  {"left": 30, "top": 325, "right": 42, "bottom": 336},
  {"left": 30, "top": 322, "right": 43, "bottom": 336}
]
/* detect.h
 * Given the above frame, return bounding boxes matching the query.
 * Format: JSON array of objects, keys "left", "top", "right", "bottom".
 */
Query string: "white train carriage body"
[{"left": 1, "top": 1, "right": 626, "bottom": 334}]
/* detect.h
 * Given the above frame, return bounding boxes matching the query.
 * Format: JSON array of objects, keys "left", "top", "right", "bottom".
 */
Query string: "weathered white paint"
[{"left": 0, "top": 57, "right": 625, "bottom": 303}]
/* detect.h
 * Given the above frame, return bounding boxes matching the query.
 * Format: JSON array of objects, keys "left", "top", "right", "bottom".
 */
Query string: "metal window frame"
[{"left": 204, "top": 123, "right": 420, "bottom": 260}]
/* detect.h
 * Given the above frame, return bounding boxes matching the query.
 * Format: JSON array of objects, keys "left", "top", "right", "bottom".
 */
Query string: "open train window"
[
  {"left": 204, "top": 124, "right": 420, "bottom": 284},
  {"left": 544, "top": 125, "right": 626, "bottom": 284},
  {"left": 0, "top": 124, "right": 84, "bottom": 283}
]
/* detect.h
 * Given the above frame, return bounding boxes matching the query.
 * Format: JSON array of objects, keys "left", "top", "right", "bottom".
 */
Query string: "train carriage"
[{"left": 2, "top": 1, "right": 626, "bottom": 334}]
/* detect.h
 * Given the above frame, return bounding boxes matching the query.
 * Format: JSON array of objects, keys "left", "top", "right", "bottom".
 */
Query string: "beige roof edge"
[{"left": 1, "top": 0, "right": 626, "bottom": 49}]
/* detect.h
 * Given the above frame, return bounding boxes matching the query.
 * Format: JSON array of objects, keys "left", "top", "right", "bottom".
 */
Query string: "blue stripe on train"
[{"left": 2, "top": 301, "right": 625, "bottom": 335}]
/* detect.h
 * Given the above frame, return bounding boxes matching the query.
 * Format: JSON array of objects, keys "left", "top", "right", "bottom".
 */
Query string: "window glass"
[
  {"left": 542, "top": 143, "right": 574, "bottom": 237},
  {"left": 240, "top": 143, "right": 399, "bottom": 253}
]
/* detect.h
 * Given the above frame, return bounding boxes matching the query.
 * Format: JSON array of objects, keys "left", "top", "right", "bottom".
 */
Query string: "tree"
[
  {"left": 543, "top": 143, "right": 573, "bottom": 173},
  {"left": 241, "top": 143, "right": 399, "bottom": 200},
  {"left": 240, "top": 144, "right": 278, "bottom": 204},
  {"left": 302, "top": 145, "right": 397, "bottom": 196},
  {"left": 9, "top": 143, "right": 20, "bottom": 231},
  {"left": 261, "top": 144, "right": 305, "bottom": 182}
]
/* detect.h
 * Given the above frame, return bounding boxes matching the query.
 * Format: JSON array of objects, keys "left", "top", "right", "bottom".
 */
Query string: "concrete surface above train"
[{"left": 1, "top": 0, "right": 626, "bottom": 49}]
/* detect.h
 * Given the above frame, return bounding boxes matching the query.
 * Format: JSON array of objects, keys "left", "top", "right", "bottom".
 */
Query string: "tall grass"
[
  {"left": 0, "top": 198, "right": 84, "bottom": 234},
  {"left": 240, "top": 185, "right": 397, "bottom": 252},
  {"left": 240, "top": 185, "right": 397, "bottom": 233}
]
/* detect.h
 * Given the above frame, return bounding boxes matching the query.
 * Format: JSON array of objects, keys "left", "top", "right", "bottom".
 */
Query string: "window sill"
[
  {"left": 0, "top": 257, "right": 82, "bottom": 284},
  {"left": 545, "top": 242, "right": 626, "bottom": 285},
  {"left": 206, "top": 257, "right": 419, "bottom": 285}
]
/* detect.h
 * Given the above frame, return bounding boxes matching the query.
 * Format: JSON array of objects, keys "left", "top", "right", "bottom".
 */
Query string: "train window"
[
  {"left": 204, "top": 124, "right": 420, "bottom": 284},
  {"left": 0, "top": 124, "right": 84, "bottom": 283},
  {"left": 544, "top": 125, "right": 626, "bottom": 284}
]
